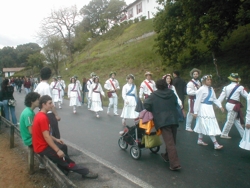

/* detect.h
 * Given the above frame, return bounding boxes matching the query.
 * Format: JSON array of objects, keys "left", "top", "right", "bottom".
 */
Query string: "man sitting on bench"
[
  {"left": 19, "top": 92, "right": 45, "bottom": 169},
  {"left": 32, "top": 95, "right": 98, "bottom": 179}
]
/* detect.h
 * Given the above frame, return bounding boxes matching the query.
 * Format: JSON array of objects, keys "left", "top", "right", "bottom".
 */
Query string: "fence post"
[
  {"left": 10, "top": 124, "right": 14, "bottom": 149},
  {"left": 28, "top": 147, "right": 35, "bottom": 174}
]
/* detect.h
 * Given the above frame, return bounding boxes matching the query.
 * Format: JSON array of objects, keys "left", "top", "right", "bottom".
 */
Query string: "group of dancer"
[{"left": 46, "top": 67, "right": 250, "bottom": 152}]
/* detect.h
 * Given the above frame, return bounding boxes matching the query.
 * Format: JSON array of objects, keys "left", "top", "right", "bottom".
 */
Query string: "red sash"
[
  {"left": 109, "top": 79, "right": 116, "bottom": 91},
  {"left": 144, "top": 81, "right": 154, "bottom": 93}
]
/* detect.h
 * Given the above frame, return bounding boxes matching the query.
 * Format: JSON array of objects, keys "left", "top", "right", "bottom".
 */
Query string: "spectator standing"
[
  {"left": 24, "top": 77, "right": 32, "bottom": 94},
  {"left": 172, "top": 71, "right": 187, "bottom": 108},
  {"left": 34, "top": 67, "right": 61, "bottom": 139},
  {"left": 82, "top": 77, "right": 87, "bottom": 104},
  {"left": 17, "top": 77, "right": 23, "bottom": 93},
  {"left": 1, "top": 79, "right": 18, "bottom": 126}
]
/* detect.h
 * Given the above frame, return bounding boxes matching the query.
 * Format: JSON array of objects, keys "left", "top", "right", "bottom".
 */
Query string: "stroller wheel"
[
  {"left": 149, "top": 146, "right": 160, "bottom": 154},
  {"left": 118, "top": 137, "right": 128, "bottom": 150},
  {"left": 130, "top": 146, "right": 141, "bottom": 160}
]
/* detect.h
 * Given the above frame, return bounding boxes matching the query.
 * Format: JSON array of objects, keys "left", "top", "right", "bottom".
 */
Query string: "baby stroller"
[{"left": 118, "top": 123, "right": 161, "bottom": 160}]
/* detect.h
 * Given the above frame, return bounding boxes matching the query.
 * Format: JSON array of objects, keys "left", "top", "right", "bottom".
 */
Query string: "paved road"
[{"left": 14, "top": 91, "right": 250, "bottom": 188}]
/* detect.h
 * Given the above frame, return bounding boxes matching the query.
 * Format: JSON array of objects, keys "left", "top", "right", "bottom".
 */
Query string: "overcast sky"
[{"left": 0, "top": 0, "right": 134, "bottom": 49}]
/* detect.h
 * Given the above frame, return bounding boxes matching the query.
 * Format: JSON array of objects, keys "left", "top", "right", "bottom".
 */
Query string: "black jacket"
[{"left": 143, "top": 88, "right": 179, "bottom": 130}]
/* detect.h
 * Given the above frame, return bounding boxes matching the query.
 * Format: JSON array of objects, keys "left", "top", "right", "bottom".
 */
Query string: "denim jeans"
[
  {"left": 3, "top": 100, "right": 17, "bottom": 125},
  {"left": 25, "top": 88, "right": 31, "bottom": 94}
]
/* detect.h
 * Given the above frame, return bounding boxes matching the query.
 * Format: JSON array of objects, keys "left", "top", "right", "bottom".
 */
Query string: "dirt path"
[{"left": 0, "top": 130, "right": 57, "bottom": 188}]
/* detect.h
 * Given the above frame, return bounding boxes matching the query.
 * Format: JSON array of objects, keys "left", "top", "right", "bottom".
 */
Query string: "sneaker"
[
  {"left": 197, "top": 140, "right": 208, "bottom": 146},
  {"left": 119, "top": 130, "right": 124, "bottom": 135},
  {"left": 220, "top": 135, "right": 231, "bottom": 139},
  {"left": 82, "top": 172, "right": 98, "bottom": 179},
  {"left": 96, "top": 114, "right": 99, "bottom": 118},
  {"left": 186, "top": 128, "right": 193, "bottom": 132},
  {"left": 73, "top": 110, "right": 76, "bottom": 114},
  {"left": 169, "top": 166, "right": 182, "bottom": 171},
  {"left": 39, "top": 164, "right": 46, "bottom": 169},
  {"left": 114, "top": 113, "right": 119, "bottom": 116},
  {"left": 59, "top": 106, "right": 62, "bottom": 109},
  {"left": 214, "top": 145, "right": 223, "bottom": 150},
  {"left": 160, "top": 153, "right": 169, "bottom": 162}
]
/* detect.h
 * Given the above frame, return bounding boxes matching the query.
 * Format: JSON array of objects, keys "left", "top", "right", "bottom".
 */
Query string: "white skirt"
[
  {"left": 90, "top": 93, "right": 103, "bottom": 112},
  {"left": 52, "top": 94, "right": 62, "bottom": 102},
  {"left": 239, "top": 128, "right": 250, "bottom": 151},
  {"left": 194, "top": 103, "right": 222, "bottom": 136},
  {"left": 120, "top": 96, "right": 139, "bottom": 119},
  {"left": 69, "top": 96, "right": 81, "bottom": 106}
]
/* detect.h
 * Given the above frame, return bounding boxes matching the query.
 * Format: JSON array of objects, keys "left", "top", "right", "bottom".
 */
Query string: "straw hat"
[
  {"left": 228, "top": 73, "right": 241, "bottom": 82},
  {"left": 144, "top": 71, "right": 153, "bottom": 76},
  {"left": 190, "top": 68, "right": 201, "bottom": 77}
]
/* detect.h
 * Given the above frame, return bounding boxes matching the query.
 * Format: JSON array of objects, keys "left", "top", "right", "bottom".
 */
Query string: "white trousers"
[
  {"left": 186, "top": 99, "right": 195, "bottom": 130},
  {"left": 221, "top": 110, "right": 244, "bottom": 137},
  {"left": 107, "top": 94, "right": 118, "bottom": 114}
]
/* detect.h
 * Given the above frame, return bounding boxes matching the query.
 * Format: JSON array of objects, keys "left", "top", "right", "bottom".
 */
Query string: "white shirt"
[
  {"left": 170, "top": 85, "right": 182, "bottom": 106},
  {"left": 67, "top": 83, "right": 81, "bottom": 98},
  {"left": 194, "top": 85, "right": 222, "bottom": 114},
  {"left": 122, "top": 83, "right": 138, "bottom": 102},
  {"left": 104, "top": 78, "right": 120, "bottom": 91},
  {"left": 139, "top": 79, "right": 156, "bottom": 98},
  {"left": 87, "top": 78, "right": 93, "bottom": 91},
  {"left": 218, "top": 82, "right": 248, "bottom": 102},
  {"left": 34, "top": 81, "right": 52, "bottom": 97},
  {"left": 58, "top": 80, "right": 66, "bottom": 90},
  {"left": 50, "top": 81, "right": 62, "bottom": 95},
  {"left": 186, "top": 79, "right": 201, "bottom": 96},
  {"left": 88, "top": 83, "right": 105, "bottom": 98}
]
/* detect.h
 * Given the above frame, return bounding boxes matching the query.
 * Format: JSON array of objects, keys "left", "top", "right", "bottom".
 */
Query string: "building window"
[
  {"left": 136, "top": 3, "right": 142, "bottom": 14},
  {"left": 128, "top": 8, "right": 133, "bottom": 19}
]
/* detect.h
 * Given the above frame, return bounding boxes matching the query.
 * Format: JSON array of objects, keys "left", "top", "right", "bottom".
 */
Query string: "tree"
[
  {"left": 80, "top": 0, "right": 109, "bottom": 36},
  {"left": 15, "top": 43, "right": 41, "bottom": 65},
  {"left": 43, "top": 36, "right": 67, "bottom": 75},
  {"left": 39, "top": 5, "right": 80, "bottom": 62},
  {"left": 0, "top": 47, "right": 17, "bottom": 70},
  {"left": 154, "top": 0, "right": 250, "bottom": 75},
  {"left": 26, "top": 52, "right": 45, "bottom": 74}
]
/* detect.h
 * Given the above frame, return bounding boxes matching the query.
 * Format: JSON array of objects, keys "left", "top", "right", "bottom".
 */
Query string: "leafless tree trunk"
[
  {"left": 38, "top": 5, "right": 80, "bottom": 62},
  {"left": 212, "top": 52, "right": 220, "bottom": 79}
]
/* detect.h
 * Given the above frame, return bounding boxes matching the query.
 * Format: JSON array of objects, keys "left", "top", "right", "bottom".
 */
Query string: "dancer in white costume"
[
  {"left": 218, "top": 73, "right": 248, "bottom": 139},
  {"left": 193, "top": 75, "right": 224, "bottom": 150},
  {"left": 186, "top": 68, "right": 201, "bottom": 132},
  {"left": 67, "top": 77, "right": 82, "bottom": 113},
  {"left": 139, "top": 71, "right": 156, "bottom": 100},
  {"left": 50, "top": 77, "right": 62, "bottom": 109},
  {"left": 239, "top": 93, "right": 250, "bottom": 151},
  {"left": 104, "top": 71, "right": 120, "bottom": 115},
  {"left": 120, "top": 74, "right": 139, "bottom": 126},
  {"left": 88, "top": 76, "right": 105, "bottom": 118},
  {"left": 86, "top": 72, "right": 96, "bottom": 109},
  {"left": 58, "top": 76, "right": 66, "bottom": 104}
]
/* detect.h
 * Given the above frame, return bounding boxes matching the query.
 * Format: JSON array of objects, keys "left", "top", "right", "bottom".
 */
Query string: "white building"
[
  {"left": 121, "top": 0, "right": 163, "bottom": 22},
  {"left": 3, "top": 67, "right": 25, "bottom": 77}
]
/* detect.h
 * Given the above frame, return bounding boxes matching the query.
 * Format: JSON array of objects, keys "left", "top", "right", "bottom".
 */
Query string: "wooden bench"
[{"left": 0, "top": 116, "right": 77, "bottom": 188}]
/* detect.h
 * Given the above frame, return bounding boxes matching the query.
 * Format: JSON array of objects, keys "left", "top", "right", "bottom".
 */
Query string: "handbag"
[
  {"left": 107, "top": 92, "right": 113, "bottom": 98},
  {"left": 8, "top": 99, "right": 16, "bottom": 107},
  {"left": 142, "top": 134, "right": 162, "bottom": 148}
]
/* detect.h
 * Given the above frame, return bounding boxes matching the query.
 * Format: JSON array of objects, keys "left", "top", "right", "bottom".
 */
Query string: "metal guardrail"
[{"left": 0, "top": 116, "right": 77, "bottom": 188}]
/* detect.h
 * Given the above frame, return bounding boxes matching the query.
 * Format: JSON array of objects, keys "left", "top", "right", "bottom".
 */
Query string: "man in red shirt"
[{"left": 32, "top": 95, "right": 98, "bottom": 179}]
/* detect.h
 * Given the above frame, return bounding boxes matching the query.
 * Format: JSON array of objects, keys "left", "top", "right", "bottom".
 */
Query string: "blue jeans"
[
  {"left": 3, "top": 100, "right": 17, "bottom": 125},
  {"left": 25, "top": 88, "right": 31, "bottom": 94}
]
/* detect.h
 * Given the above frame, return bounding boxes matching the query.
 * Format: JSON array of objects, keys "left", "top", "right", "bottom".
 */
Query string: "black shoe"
[{"left": 82, "top": 172, "right": 98, "bottom": 179}]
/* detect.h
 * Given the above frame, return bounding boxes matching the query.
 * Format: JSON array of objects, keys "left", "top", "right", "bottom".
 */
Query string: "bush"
[
  {"left": 134, "top": 18, "right": 139, "bottom": 23},
  {"left": 128, "top": 20, "right": 133, "bottom": 24},
  {"left": 141, "top": 16, "right": 146, "bottom": 21}
]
